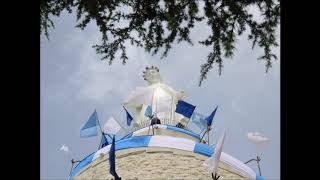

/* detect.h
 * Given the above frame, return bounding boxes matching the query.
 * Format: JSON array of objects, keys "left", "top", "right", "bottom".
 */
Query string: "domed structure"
[{"left": 69, "top": 66, "right": 263, "bottom": 180}]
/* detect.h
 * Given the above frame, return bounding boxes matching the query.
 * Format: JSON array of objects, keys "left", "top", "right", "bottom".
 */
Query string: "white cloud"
[{"left": 67, "top": 30, "right": 152, "bottom": 104}]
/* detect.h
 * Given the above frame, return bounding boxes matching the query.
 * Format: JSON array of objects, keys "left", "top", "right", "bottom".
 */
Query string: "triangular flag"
[
  {"left": 103, "top": 117, "right": 122, "bottom": 135},
  {"left": 204, "top": 106, "right": 218, "bottom": 127},
  {"left": 100, "top": 134, "right": 110, "bottom": 148},
  {"left": 123, "top": 106, "right": 133, "bottom": 126},
  {"left": 80, "top": 110, "right": 98, "bottom": 138},
  {"left": 203, "top": 131, "right": 226, "bottom": 174}
]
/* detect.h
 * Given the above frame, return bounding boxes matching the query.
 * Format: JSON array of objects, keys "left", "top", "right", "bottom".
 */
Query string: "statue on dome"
[{"left": 123, "top": 66, "right": 186, "bottom": 128}]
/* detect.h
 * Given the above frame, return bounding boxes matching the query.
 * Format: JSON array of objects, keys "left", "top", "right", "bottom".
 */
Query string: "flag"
[
  {"left": 109, "top": 135, "right": 120, "bottom": 179},
  {"left": 144, "top": 105, "right": 152, "bottom": 117},
  {"left": 103, "top": 117, "right": 122, "bottom": 135},
  {"left": 101, "top": 133, "right": 125, "bottom": 149},
  {"left": 203, "top": 131, "right": 226, "bottom": 174},
  {"left": 187, "top": 112, "right": 207, "bottom": 134},
  {"left": 204, "top": 106, "right": 218, "bottom": 127},
  {"left": 175, "top": 100, "right": 196, "bottom": 118},
  {"left": 101, "top": 134, "right": 110, "bottom": 148},
  {"left": 80, "top": 110, "right": 98, "bottom": 138},
  {"left": 123, "top": 106, "right": 133, "bottom": 126}
]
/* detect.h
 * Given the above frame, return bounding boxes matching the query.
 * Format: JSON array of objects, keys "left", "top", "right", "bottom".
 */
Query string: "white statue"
[{"left": 123, "top": 66, "right": 186, "bottom": 127}]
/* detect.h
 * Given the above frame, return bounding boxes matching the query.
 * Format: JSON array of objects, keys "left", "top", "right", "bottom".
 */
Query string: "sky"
[{"left": 40, "top": 7, "right": 280, "bottom": 180}]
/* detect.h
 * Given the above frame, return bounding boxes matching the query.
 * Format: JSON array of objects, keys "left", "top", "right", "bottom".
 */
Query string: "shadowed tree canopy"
[{"left": 40, "top": 0, "right": 280, "bottom": 86}]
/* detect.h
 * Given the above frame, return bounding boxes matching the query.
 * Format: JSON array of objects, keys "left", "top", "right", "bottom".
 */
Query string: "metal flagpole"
[
  {"left": 96, "top": 109, "right": 104, "bottom": 134},
  {"left": 98, "top": 135, "right": 104, "bottom": 149},
  {"left": 169, "top": 96, "right": 173, "bottom": 126},
  {"left": 207, "top": 126, "right": 210, "bottom": 145},
  {"left": 200, "top": 129, "right": 207, "bottom": 143},
  {"left": 96, "top": 110, "right": 105, "bottom": 150},
  {"left": 200, "top": 125, "right": 211, "bottom": 144},
  {"left": 155, "top": 87, "right": 158, "bottom": 115},
  {"left": 68, "top": 161, "right": 75, "bottom": 178},
  {"left": 257, "top": 156, "right": 262, "bottom": 176},
  {"left": 244, "top": 156, "right": 262, "bottom": 176},
  {"left": 147, "top": 115, "right": 153, "bottom": 135}
]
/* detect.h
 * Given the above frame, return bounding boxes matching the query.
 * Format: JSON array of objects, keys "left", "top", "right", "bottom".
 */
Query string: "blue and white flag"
[
  {"left": 80, "top": 110, "right": 98, "bottom": 138},
  {"left": 175, "top": 100, "right": 196, "bottom": 118},
  {"left": 109, "top": 135, "right": 120, "bottom": 180},
  {"left": 123, "top": 106, "right": 133, "bottom": 126},
  {"left": 144, "top": 105, "right": 153, "bottom": 117},
  {"left": 101, "top": 133, "right": 125, "bottom": 149},
  {"left": 187, "top": 112, "right": 207, "bottom": 134},
  {"left": 204, "top": 106, "right": 218, "bottom": 127}
]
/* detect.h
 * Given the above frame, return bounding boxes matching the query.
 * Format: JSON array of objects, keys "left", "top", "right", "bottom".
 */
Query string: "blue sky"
[{"left": 41, "top": 8, "right": 280, "bottom": 180}]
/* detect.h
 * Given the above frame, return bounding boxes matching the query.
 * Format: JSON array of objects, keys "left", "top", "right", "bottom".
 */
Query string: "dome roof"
[{"left": 69, "top": 127, "right": 262, "bottom": 180}]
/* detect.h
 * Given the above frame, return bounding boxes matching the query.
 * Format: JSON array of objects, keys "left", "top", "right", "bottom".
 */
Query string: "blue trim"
[
  {"left": 70, "top": 136, "right": 152, "bottom": 179},
  {"left": 69, "top": 136, "right": 219, "bottom": 179},
  {"left": 69, "top": 152, "right": 95, "bottom": 180},
  {"left": 256, "top": 175, "right": 264, "bottom": 180},
  {"left": 166, "top": 125, "right": 201, "bottom": 139},
  {"left": 193, "top": 142, "right": 214, "bottom": 156},
  {"left": 115, "top": 135, "right": 152, "bottom": 150}
]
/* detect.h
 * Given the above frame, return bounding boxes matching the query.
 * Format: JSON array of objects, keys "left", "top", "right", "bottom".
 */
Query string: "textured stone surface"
[
  {"left": 134, "top": 128, "right": 199, "bottom": 142},
  {"left": 74, "top": 148, "right": 248, "bottom": 180}
]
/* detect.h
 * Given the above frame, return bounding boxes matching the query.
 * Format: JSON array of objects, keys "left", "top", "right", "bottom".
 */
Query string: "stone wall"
[
  {"left": 74, "top": 147, "right": 249, "bottom": 180},
  {"left": 133, "top": 128, "right": 200, "bottom": 142}
]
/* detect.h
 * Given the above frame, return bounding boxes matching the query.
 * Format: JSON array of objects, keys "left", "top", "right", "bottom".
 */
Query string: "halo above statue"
[{"left": 143, "top": 66, "right": 163, "bottom": 85}]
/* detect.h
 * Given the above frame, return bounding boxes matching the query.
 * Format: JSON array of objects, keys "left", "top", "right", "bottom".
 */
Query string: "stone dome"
[{"left": 69, "top": 125, "right": 262, "bottom": 180}]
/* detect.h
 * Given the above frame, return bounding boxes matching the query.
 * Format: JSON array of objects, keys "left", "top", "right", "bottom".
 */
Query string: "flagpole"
[
  {"left": 95, "top": 110, "right": 104, "bottom": 134},
  {"left": 98, "top": 135, "right": 103, "bottom": 149},
  {"left": 200, "top": 128, "right": 208, "bottom": 143},
  {"left": 68, "top": 159, "right": 80, "bottom": 179},
  {"left": 207, "top": 127, "right": 210, "bottom": 145},
  {"left": 116, "top": 107, "right": 129, "bottom": 132},
  {"left": 154, "top": 88, "right": 158, "bottom": 116},
  {"left": 68, "top": 161, "right": 74, "bottom": 179},
  {"left": 244, "top": 156, "right": 262, "bottom": 176},
  {"left": 200, "top": 131, "right": 206, "bottom": 142},
  {"left": 169, "top": 96, "right": 173, "bottom": 126},
  {"left": 95, "top": 110, "right": 105, "bottom": 150},
  {"left": 257, "top": 156, "right": 262, "bottom": 176}
]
